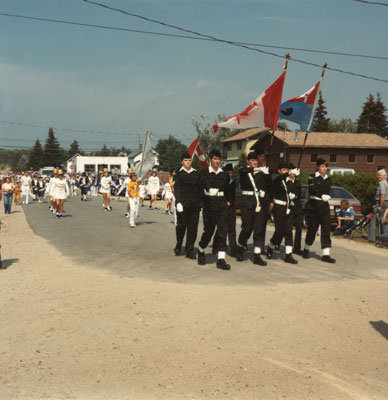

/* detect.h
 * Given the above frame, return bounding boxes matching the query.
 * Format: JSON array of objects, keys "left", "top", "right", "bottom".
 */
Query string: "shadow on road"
[
  {"left": 370, "top": 320, "right": 388, "bottom": 341},
  {"left": 1, "top": 258, "right": 20, "bottom": 269}
]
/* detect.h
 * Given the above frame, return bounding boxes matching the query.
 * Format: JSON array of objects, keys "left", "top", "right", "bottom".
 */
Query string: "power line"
[
  {"left": 1, "top": 12, "right": 387, "bottom": 61},
  {"left": 81, "top": 0, "right": 388, "bottom": 84},
  {"left": 351, "top": 0, "right": 388, "bottom": 6}
]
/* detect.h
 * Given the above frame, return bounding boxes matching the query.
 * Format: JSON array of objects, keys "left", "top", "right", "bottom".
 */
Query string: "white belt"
[
  {"left": 274, "top": 199, "right": 287, "bottom": 206},
  {"left": 310, "top": 196, "right": 322, "bottom": 201},
  {"left": 204, "top": 190, "right": 224, "bottom": 197},
  {"left": 242, "top": 190, "right": 255, "bottom": 195}
]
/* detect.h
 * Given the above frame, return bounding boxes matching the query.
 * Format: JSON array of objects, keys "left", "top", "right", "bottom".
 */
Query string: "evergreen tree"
[
  {"left": 357, "top": 94, "right": 376, "bottom": 133},
  {"left": 374, "top": 93, "right": 388, "bottom": 137},
  {"left": 312, "top": 92, "right": 330, "bottom": 132},
  {"left": 43, "top": 127, "right": 62, "bottom": 167},
  {"left": 28, "top": 138, "right": 44, "bottom": 170},
  {"left": 68, "top": 140, "right": 81, "bottom": 158},
  {"left": 155, "top": 135, "right": 188, "bottom": 171},
  {"left": 97, "top": 143, "right": 110, "bottom": 156}
]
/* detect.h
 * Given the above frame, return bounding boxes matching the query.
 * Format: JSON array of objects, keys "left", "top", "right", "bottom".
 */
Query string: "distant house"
[
  {"left": 222, "top": 128, "right": 388, "bottom": 173},
  {"left": 66, "top": 154, "right": 129, "bottom": 174},
  {"left": 128, "top": 148, "right": 159, "bottom": 170},
  {"left": 221, "top": 127, "right": 270, "bottom": 166}
]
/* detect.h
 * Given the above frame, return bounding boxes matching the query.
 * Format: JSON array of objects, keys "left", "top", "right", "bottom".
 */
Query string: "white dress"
[
  {"left": 55, "top": 178, "right": 69, "bottom": 200},
  {"left": 147, "top": 176, "right": 160, "bottom": 196},
  {"left": 162, "top": 182, "right": 173, "bottom": 200},
  {"left": 100, "top": 176, "right": 116, "bottom": 194}
]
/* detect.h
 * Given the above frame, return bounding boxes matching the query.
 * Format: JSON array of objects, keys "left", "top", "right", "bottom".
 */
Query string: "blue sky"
[{"left": 0, "top": 0, "right": 387, "bottom": 151}]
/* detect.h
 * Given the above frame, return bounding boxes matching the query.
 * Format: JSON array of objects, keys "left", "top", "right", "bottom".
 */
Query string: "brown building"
[{"left": 222, "top": 128, "right": 388, "bottom": 173}]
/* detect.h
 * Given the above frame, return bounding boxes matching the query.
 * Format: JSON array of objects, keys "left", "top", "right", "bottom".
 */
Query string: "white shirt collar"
[
  {"left": 180, "top": 167, "right": 196, "bottom": 173},
  {"left": 208, "top": 166, "right": 223, "bottom": 175},
  {"left": 315, "top": 171, "right": 328, "bottom": 180},
  {"left": 286, "top": 176, "right": 293, "bottom": 182}
]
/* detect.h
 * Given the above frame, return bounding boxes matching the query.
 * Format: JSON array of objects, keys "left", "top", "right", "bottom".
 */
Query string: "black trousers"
[
  {"left": 212, "top": 205, "right": 237, "bottom": 252},
  {"left": 270, "top": 205, "right": 294, "bottom": 247},
  {"left": 305, "top": 201, "right": 331, "bottom": 249},
  {"left": 293, "top": 210, "right": 303, "bottom": 251},
  {"left": 238, "top": 205, "right": 267, "bottom": 249},
  {"left": 176, "top": 207, "right": 200, "bottom": 253},
  {"left": 199, "top": 206, "right": 228, "bottom": 252}
]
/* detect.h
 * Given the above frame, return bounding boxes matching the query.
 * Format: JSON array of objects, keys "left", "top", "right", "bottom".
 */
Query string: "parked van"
[
  {"left": 39, "top": 166, "right": 55, "bottom": 176},
  {"left": 327, "top": 167, "right": 355, "bottom": 176}
]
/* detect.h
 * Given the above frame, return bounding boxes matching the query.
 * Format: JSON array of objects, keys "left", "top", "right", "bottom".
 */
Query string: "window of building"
[
  {"left": 348, "top": 154, "right": 356, "bottom": 163},
  {"left": 310, "top": 154, "right": 318, "bottom": 163},
  {"left": 227, "top": 142, "right": 232, "bottom": 151},
  {"left": 330, "top": 154, "right": 337, "bottom": 163},
  {"left": 97, "top": 164, "right": 108, "bottom": 172},
  {"left": 367, "top": 154, "right": 374, "bottom": 164},
  {"left": 237, "top": 141, "right": 242, "bottom": 150},
  {"left": 84, "top": 164, "right": 95, "bottom": 173},
  {"left": 110, "top": 164, "right": 121, "bottom": 172}
]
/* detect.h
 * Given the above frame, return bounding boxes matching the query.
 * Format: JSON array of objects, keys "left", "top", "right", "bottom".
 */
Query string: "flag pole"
[
  {"left": 296, "top": 63, "right": 327, "bottom": 169},
  {"left": 268, "top": 53, "right": 290, "bottom": 168},
  {"left": 138, "top": 130, "right": 149, "bottom": 179}
]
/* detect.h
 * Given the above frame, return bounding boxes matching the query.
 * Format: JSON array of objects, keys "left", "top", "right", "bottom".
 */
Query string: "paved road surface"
[{"left": 23, "top": 196, "right": 387, "bottom": 286}]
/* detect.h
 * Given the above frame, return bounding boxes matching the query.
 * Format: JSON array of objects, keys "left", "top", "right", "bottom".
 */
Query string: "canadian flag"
[
  {"left": 213, "top": 71, "right": 286, "bottom": 133},
  {"left": 189, "top": 138, "right": 208, "bottom": 169}
]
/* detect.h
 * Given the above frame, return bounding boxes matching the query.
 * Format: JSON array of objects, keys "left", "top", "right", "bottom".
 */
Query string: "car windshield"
[{"left": 329, "top": 187, "right": 354, "bottom": 199}]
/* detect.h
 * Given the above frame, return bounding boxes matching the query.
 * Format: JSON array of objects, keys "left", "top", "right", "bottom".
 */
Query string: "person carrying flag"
[{"left": 127, "top": 172, "right": 140, "bottom": 228}]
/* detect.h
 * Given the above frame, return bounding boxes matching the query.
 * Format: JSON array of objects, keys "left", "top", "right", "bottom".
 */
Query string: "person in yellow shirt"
[{"left": 127, "top": 172, "right": 140, "bottom": 227}]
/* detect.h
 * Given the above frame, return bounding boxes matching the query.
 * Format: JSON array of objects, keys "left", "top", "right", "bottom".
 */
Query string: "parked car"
[
  {"left": 300, "top": 185, "right": 362, "bottom": 228},
  {"left": 327, "top": 167, "right": 355, "bottom": 176},
  {"left": 143, "top": 178, "right": 165, "bottom": 200}
]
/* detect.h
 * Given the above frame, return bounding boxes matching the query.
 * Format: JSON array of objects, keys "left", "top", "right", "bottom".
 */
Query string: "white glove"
[
  {"left": 321, "top": 194, "right": 331, "bottom": 202},
  {"left": 209, "top": 188, "right": 219, "bottom": 196},
  {"left": 176, "top": 203, "right": 183, "bottom": 212},
  {"left": 260, "top": 166, "right": 269, "bottom": 174},
  {"left": 290, "top": 168, "right": 300, "bottom": 176},
  {"left": 259, "top": 190, "right": 265, "bottom": 198},
  {"left": 288, "top": 192, "right": 296, "bottom": 200}
]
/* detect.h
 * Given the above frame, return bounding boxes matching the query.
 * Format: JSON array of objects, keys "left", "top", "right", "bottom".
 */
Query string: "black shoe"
[
  {"left": 216, "top": 259, "right": 231, "bottom": 270},
  {"left": 173, "top": 245, "right": 181, "bottom": 256},
  {"left": 185, "top": 252, "right": 196, "bottom": 260},
  {"left": 254, "top": 254, "right": 267, "bottom": 266},
  {"left": 322, "top": 255, "right": 336, "bottom": 263},
  {"left": 236, "top": 246, "right": 244, "bottom": 262},
  {"left": 266, "top": 247, "right": 273, "bottom": 259},
  {"left": 285, "top": 253, "right": 298, "bottom": 264},
  {"left": 230, "top": 248, "right": 237, "bottom": 258},
  {"left": 293, "top": 248, "right": 303, "bottom": 256},
  {"left": 302, "top": 249, "right": 310, "bottom": 259},
  {"left": 197, "top": 252, "right": 206, "bottom": 265}
]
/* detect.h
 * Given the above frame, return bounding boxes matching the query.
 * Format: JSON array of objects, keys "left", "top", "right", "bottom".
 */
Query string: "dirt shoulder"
[{"left": 1, "top": 206, "right": 388, "bottom": 400}]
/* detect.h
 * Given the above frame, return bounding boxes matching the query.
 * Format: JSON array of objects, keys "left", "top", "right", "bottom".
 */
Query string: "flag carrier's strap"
[
  {"left": 204, "top": 190, "right": 224, "bottom": 197},
  {"left": 310, "top": 195, "right": 323, "bottom": 201},
  {"left": 242, "top": 190, "right": 255, "bottom": 195},
  {"left": 274, "top": 199, "right": 287, "bottom": 206}
]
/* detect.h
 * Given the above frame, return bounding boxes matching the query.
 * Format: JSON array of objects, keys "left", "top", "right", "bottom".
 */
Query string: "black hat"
[
  {"left": 278, "top": 162, "right": 288, "bottom": 170},
  {"left": 247, "top": 152, "right": 257, "bottom": 160},
  {"left": 288, "top": 162, "right": 296, "bottom": 169},
  {"left": 316, "top": 157, "right": 328, "bottom": 166},
  {"left": 223, "top": 163, "right": 233, "bottom": 172},
  {"left": 255, "top": 148, "right": 265, "bottom": 156},
  {"left": 181, "top": 152, "right": 191, "bottom": 160}
]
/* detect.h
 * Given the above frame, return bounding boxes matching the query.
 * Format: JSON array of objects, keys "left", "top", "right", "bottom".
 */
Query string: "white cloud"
[{"left": 195, "top": 80, "right": 209, "bottom": 89}]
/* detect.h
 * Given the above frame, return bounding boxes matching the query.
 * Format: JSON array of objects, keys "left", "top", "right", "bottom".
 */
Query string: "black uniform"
[
  {"left": 238, "top": 167, "right": 268, "bottom": 251},
  {"left": 79, "top": 175, "right": 90, "bottom": 196},
  {"left": 174, "top": 167, "right": 203, "bottom": 255},
  {"left": 287, "top": 178, "right": 302, "bottom": 252},
  {"left": 31, "top": 178, "right": 39, "bottom": 200},
  {"left": 212, "top": 176, "right": 237, "bottom": 255},
  {"left": 305, "top": 172, "right": 332, "bottom": 249},
  {"left": 198, "top": 168, "right": 232, "bottom": 253}
]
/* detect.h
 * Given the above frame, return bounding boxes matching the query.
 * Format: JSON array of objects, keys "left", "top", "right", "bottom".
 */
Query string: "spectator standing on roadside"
[
  {"left": 2, "top": 177, "right": 15, "bottom": 214},
  {"left": 368, "top": 169, "right": 388, "bottom": 242}
]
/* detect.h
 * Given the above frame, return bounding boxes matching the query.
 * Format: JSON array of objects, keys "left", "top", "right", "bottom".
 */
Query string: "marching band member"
[
  {"left": 139, "top": 180, "right": 147, "bottom": 207},
  {"left": 174, "top": 152, "right": 203, "bottom": 259},
  {"left": 287, "top": 163, "right": 303, "bottom": 255},
  {"left": 117, "top": 168, "right": 133, "bottom": 217},
  {"left": 266, "top": 163, "right": 298, "bottom": 264},
  {"left": 54, "top": 170, "right": 69, "bottom": 218},
  {"left": 162, "top": 179, "right": 174, "bottom": 214},
  {"left": 197, "top": 149, "right": 232, "bottom": 270},
  {"left": 127, "top": 172, "right": 140, "bottom": 227},
  {"left": 100, "top": 169, "right": 117, "bottom": 211},
  {"left": 37, "top": 176, "right": 46, "bottom": 203},
  {"left": 147, "top": 168, "right": 160, "bottom": 210},
  {"left": 20, "top": 171, "right": 32, "bottom": 204},
  {"left": 46, "top": 169, "right": 58, "bottom": 212},
  {"left": 303, "top": 157, "right": 336, "bottom": 263},
  {"left": 78, "top": 172, "right": 90, "bottom": 201}
]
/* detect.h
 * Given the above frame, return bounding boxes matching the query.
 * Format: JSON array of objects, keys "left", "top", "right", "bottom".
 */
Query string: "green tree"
[
  {"left": 374, "top": 93, "right": 388, "bottom": 137},
  {"left": 312, "top": 92, "right": 330, "bottom": 132},
  {"left": 68, "top": 140, "right": 81, "bottom": 158},
  {"left": 357, "top": 94, "right": 376, "bottom": 133},
  {"left": 28, "top": 138, "right": 44, "bottom": 170},
  {"left": 17, "top": 152, "right": 29, "bottom": 172},
  {"left": 155, "top": 135, "right": 188, "bottom": 171},
  {"left": 97, "top": 143, "right": 110, "bottom": 156},
  {"left": 191, "top": 114, "right": 241, "bottom": 156},
  {"left": 328, "top": 118, "right": 357, "bottom": 133},
  {"left": 43, "top": 127, "right": 63, "bottom": 167}
]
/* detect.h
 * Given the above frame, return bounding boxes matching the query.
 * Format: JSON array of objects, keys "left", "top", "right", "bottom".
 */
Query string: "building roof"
[
  {"left": 272, "top": 131, "right": 388, "bottom": 148},
  {"left": 222, "top": 127, "right": 270, "bottom": 143},
  {"left": 128, "top": 150, "right": 142, "bottom": 158}
]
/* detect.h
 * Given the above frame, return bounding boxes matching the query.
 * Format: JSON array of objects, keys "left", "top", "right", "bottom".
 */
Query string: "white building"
[
  {"left": 128, "top": 149, "right": 159, "bottom": 169},
  {"left": 66, "top": 154, "right": 129, "bottom": 174}
]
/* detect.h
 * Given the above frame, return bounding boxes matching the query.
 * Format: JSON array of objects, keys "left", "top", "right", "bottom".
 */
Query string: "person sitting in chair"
[{"left": 334, "top": 199, "right": 355, "bottom": 236}]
